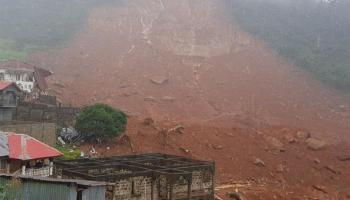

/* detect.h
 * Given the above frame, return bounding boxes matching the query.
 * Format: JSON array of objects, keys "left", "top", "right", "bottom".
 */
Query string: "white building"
[
  {"left": 0, "top": 60, "right": 52, "bottom": 94},
  {"left": 0, "top": 68, "right": 35, "bottom": 93}
]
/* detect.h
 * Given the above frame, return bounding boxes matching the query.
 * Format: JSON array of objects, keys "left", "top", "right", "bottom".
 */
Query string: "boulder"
[
  {"left": 162, "top": 96, "right": 175, "bottom": 102},
  {"left": 150, "top": 76, "right": 169, "bottom": 85},
  {"left": 254, "top": 158, "right": 266, "bottom": 167},
  {"left": 266, "top": 136, "right": 285, "bottom": 152},
  {"left": 296, "top": 131, "right": 311, "bottom": 140},
  {"left": 306, "top": 138, "right": 327, "bottom": 151},
  {"left": 144, "top": 96, "right": 156, "bottom": 102}
]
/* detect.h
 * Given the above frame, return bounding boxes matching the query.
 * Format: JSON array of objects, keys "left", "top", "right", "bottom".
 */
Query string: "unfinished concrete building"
[{"left": 55, "top": 153, "right": 215, "bottom": 200}]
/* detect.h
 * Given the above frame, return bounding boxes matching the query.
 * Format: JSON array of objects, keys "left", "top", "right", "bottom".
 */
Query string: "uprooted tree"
[{"left": 75, "top": 104, "right": 127, "bottom": 142}]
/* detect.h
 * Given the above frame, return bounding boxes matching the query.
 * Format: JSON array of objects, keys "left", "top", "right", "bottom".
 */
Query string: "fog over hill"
[{"left": 224, "top": 0, "right": 350, "bottom": 90}]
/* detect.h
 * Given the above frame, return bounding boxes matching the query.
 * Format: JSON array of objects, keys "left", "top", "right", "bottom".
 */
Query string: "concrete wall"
[
  {"left": 12, "top": 103, "right": 79, "bottom": 126},
  {"left": 109, "top": 170, "right": 213, "bottom": 200},
  {"left": 0, "top": 121, "right": 57, "bottom": 146},
  {"left": 0, "top": 108, "right": 13, "bottom": 121}
]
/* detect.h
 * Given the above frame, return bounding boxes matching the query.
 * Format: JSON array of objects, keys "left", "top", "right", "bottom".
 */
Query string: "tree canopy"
[{"left": 75, "top": 104, "right": 127, "bottom": 142}]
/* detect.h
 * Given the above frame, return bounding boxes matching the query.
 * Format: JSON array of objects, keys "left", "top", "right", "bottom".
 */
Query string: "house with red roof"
[
  {"left": 0, "top": 81, "right": 23, "bottom": 121},
  {"left": 0, "top": 132, "right": 62, "bottom": 177},
  {"left": 0, "top": 60, "right": 52, "bottom": 94}
]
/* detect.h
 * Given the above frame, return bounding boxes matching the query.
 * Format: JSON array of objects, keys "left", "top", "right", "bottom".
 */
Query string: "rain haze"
[{"left": 0, "top": 0, "right": 349, "bottom": 199}]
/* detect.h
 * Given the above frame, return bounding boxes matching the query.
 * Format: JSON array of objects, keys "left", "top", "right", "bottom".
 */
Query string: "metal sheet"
[{"left": 0, "top": 133, "right": 8, "bottom": 157}]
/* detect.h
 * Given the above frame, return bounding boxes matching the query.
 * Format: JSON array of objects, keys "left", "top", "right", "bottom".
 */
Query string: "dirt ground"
[{"left": 29, "top": 0, "right": 350, "bottom": 199}]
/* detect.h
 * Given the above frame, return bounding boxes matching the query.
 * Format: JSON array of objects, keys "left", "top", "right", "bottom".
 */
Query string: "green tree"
[{"left": 75, "top": 104, "right": 127, "bottom": 142}]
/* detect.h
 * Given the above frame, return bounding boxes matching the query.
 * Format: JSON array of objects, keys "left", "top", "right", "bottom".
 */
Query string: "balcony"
[{"left": 24, "top": 166, "right": 51, "bottom": 177}]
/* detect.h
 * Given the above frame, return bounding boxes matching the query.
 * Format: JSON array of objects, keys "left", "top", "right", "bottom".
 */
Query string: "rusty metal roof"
[{"left": 0, "top": 132, "right": 62, "bottom": 160}]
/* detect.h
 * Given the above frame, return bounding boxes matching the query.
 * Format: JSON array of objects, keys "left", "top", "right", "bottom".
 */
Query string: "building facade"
[
  {"left": 0, "top": 81, "right": 22, "bottom": 121},
  {"left": 0, "top": 60, "right": 52, "bottom": 94}
]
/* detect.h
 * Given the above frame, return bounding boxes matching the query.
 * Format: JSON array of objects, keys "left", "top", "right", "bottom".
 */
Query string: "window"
[
  {"left": 0, "top": 73, "right": 4, "bottom": 80},
  {"left": 16, "top": 74, "right": 21, "bottom": 81}
]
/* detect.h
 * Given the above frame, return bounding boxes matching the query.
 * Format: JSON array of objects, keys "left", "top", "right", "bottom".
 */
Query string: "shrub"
[
  {"left": 75, "top": 104, "right": 127, "bottom": 142},
  {"left": 55, "top": 144, "right": 81, "bottom": 160}
]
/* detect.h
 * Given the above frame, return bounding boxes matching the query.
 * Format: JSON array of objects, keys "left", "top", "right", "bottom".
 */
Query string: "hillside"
[{"left": 27, "top": 0, "right": 350, "bottom": 199}]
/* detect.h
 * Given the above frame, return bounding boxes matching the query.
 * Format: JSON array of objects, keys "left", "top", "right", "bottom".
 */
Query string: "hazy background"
[
  {"left": 224, "top": 0, "right": 350, "bottom": 90},
  {"left": 0, "top": 0, "right": 349, "bottom": 92},
  {"left": 0, "top": 0, "right": 120, "bottom": 60}
]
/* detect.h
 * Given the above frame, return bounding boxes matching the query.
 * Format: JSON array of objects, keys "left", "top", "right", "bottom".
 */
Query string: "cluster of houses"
[
  {"left": 0, "top": 60, "right": 53, "bottom": 121},
  {"left": 0, "top": 60, "right": 215, "bottom": 200}
]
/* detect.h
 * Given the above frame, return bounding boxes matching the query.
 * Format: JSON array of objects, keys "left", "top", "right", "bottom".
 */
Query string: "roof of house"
[
  {"left": 0, "top": 81, "right": 21, "bottom": 92},
  {"left": 0, "top": 60, "right": 53, "bottom": 90},
  {"left": 0, "top": 173, "right": 111, "bottom": 187},
  {"left": 0, "top": 132, "right": 62, "bottom": 160},
  {"left": 0, "top": 81, "right": 12, "bottom": 91}
]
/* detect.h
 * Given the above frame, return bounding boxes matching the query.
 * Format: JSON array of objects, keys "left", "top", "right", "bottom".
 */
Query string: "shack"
[{"left": 0, "top": 173, "right": 108, "bottom": 200}]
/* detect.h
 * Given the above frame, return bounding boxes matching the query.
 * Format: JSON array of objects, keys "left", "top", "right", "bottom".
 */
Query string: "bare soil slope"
[{"left": 30, "top": 0, "right": 350, "bottom": 199}]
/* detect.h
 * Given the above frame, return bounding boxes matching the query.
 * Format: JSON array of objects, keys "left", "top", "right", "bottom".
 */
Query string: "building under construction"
[{"left": 54, "top": 153, "right": 215, "bottom": 200}]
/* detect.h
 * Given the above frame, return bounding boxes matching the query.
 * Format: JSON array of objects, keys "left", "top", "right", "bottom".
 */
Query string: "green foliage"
[
  {"left": 0, "top": 39, "right": 27, "bottom": 61},
  {"left": 224, "top": 0, "right": 350, "bottom": 91},
  {"left": 55, "top": 145, "right": 81, "bottom": 160},
  {"left": 0, "top": 178, "right": 22, "bottom": 200},
  {"left": 75, "top": 104, "right": 127, "bottom": 142}
]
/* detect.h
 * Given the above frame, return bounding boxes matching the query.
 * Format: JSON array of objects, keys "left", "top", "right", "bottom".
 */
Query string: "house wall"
[
  {"left": 0, "top": 108, "right": 13, "bottom": 121},
  {"left": 0, "top": 177, "right": 78, "bottom": 200},
  {"left": 96, "top": 170, "right": 213, "bottom": 200}
]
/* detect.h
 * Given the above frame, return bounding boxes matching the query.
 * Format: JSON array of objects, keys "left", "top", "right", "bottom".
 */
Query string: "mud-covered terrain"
[{"left": 30, "top": 0, "right": 350, "bottom": 199}]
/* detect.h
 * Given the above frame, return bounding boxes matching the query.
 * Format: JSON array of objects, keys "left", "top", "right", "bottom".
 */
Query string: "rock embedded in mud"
[
  {"left": 296, "top": 131, "right": 311, "bottom": 140},
  {"left": 306, "top": 138, "right": 327, "bottom": 151},
  {"left": 266, "top": 136, "right": 285, "bottom": 152},
  {"left": 161, "top": 96, "right": 174, "bottom": 102},
  {"left": 150, "top": 76, "right": 169, "bottom": 85},
  {"left": 227, "top": 191, "right": 242, "bottom": 200},
  {"left": 254, "top": 158, "right": 266, "bottom": 167},
  {"left": 144, "top": 96, "right": 156, "bottom": 102}
]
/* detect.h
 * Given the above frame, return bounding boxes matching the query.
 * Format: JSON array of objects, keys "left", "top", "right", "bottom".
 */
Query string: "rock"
[
  {"left": 306, "top": 138, "right": 327, "bottom": 151},
  {"left": 254, "top": 158, "right": 266, "bottom": 167},
  {"left": 161, "top": 96, "right": 174, "bottom": 102},
  {"left": 150, "top": 76, "right": 169, "bottom": 85},
  {"left": 312, "top": 185, "right": 328, "bottom": 194},
  {"left": 324, "top": 165, "right": 340, "bottom": 175},
  {"left": 144, "top": 96, "right": 156, "bottom": 102},
  {"left": 296, "top": 131, "right": 311, "bottom": 140},
  {"left": 143, "top": 117, "right": 155, "bottom": 126},
  {"left": 338, "top": 155, "right": 350, "bottom": 161},
  {"left": 168, "top": 125, "right": 185, "bottom": 134},
  {"left": 266, "top": 137, "right": 285, "bottom": 152},
  {"left": 179, "top": 147, "right": 190, "bottom": 154},
  {"left": 314, "top": 158, "right": 321, "bottom": 164},
  {"left": 284, "top": 134, "right": 297, "bottom": 143},
  {"left": 212, "top": 145, "right": 224, "bottom": 150},
  {"left": 228, "top": 191, "right": 241, "bottom": 200},
  {"left": 276, "top": 164, "right": 285, "bottom": 173}
]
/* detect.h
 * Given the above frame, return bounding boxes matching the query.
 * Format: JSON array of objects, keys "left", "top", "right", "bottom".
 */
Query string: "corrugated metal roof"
[
  {"left": 0, "top": 81, "right": 13, "bottom": 91},
  {"left": 0, "top": 134, "right": 9, "bottom": 157},
  {"left": 0, "top": 173, "right": 111, "bottom": 187},
  {"left": 8, "top": 133, "right": 63, "bottom": 160},
  {"left": 0, "top": 132, "right": 62, "bottom": 160},
  {"left": 0, "top": 81, "right": 22, "bottom": 91}
]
